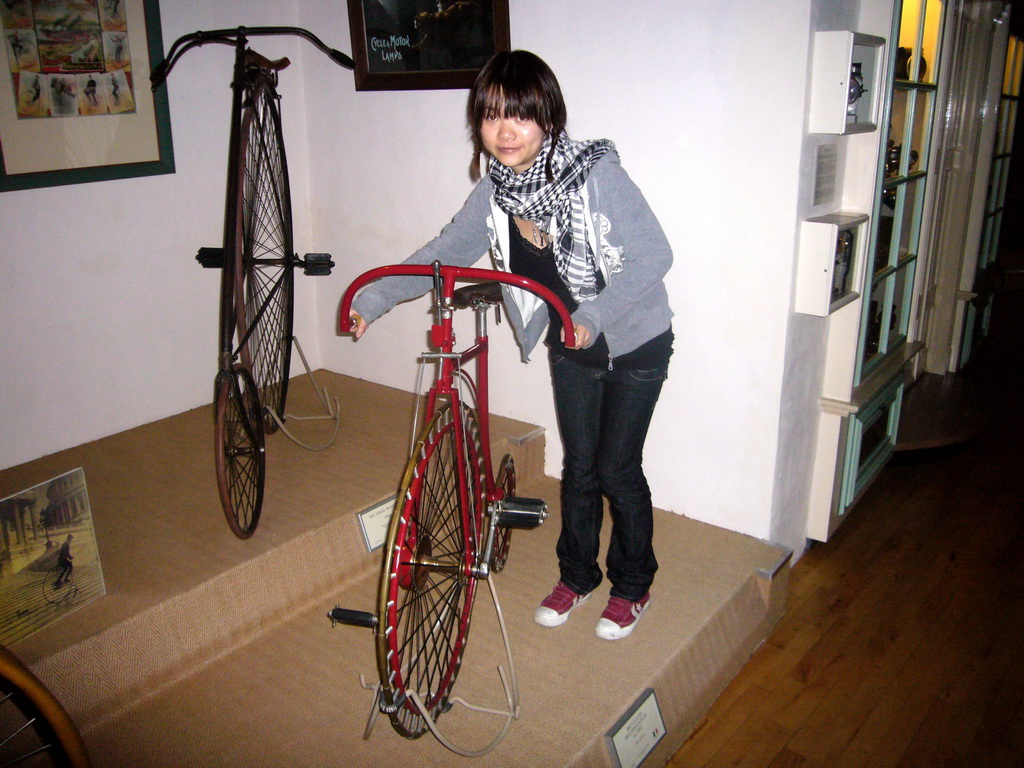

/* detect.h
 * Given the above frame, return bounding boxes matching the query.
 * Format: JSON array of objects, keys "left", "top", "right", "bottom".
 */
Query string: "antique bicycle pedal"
[
  {"left": 496, "top": 497, "right": 548, "bottom": 529},
  {"left": 195, "top": 246, "right": 224, "bottom": 268},
  {"left": 328, "top": 606, "right": 377, "bottom": 629},
  {"left": 301, "top": 252, "right": 335, "bottom": 276}
]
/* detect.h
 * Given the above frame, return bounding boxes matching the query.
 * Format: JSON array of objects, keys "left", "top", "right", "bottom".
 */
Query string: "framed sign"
[
  {"left": 0, "top": 468, "right": 107, "bottom": 646},
  {"left": 0, "top": 0, "right": 174, "bottom": 192},
  {"left": 347, "top": 0, "right": 510, "bottom": 91},
  {"left": 357, "top": 496, "right": 395, "bottom": 552},
  {"left": 605, "top": 688, "right": 666, "bottom": 768}
]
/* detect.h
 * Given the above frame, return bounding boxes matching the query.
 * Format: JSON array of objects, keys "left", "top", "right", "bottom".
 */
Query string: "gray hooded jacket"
[{"left": 351, "top": 152, "right": 674, "bottom": 364}]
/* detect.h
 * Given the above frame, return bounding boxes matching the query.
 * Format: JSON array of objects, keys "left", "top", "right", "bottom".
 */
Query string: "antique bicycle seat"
[{"left": 452, "top": 281, "right": 503, "bottom": 309}]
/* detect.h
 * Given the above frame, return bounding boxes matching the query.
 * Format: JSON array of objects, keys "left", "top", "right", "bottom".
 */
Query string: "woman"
[{"left": 349, "top": 50, "right": 673, "bottom": 640}]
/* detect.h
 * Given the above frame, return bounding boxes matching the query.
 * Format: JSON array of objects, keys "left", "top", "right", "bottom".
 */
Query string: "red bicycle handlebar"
[{"left": 338, "top": 263, "right": 577, "bottom": 346}]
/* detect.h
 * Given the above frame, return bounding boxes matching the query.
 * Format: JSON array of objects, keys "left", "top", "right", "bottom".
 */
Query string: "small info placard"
[
  {"left": 813, "top": 142, "right": 839, "bottom": 206},
  {"left": 357, "top": 497, "right": 395, "bottom": 552},
  {"left": 606, "top": 688, "right": 666, "bottom": 768}
]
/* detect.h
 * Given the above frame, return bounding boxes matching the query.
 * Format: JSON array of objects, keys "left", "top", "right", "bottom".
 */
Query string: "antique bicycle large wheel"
[
  {"left": 0, "top": 644, "right": 92, "bottom": 767},
  {"left": 214, "top": 366, "right": 265, "bottom": 538},
  {"left": 41, "top": 566, "right": 78, "bottom": 606},
  {"left": 233, "top": 78, "right": 295, "bottom": 434},
  {"left": 376, "top": 403, "right": 485, "bottom": 738}
]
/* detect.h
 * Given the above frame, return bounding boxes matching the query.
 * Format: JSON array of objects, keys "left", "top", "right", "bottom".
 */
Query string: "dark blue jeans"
[{"left": 549, "top": 350, "right": 668, "bottom": 602}]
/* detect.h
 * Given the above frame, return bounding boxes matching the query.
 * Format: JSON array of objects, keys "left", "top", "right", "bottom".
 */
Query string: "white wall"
[
  {"left": 305, "top": 0, "right": 816, "bottom": 551},
  {"left": 769, "top": 1, "right": 869, "bottom": 551},
  {"left": 2, "top": 0, "right": 832, "bottom": 555},
  {"left": 0, "top": 1, "right": 327, "bottom": 469}
]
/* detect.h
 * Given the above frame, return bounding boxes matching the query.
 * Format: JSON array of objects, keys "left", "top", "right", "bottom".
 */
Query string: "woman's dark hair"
[{"left": 467, "top": 50, "right": 567, "bottom": 181}]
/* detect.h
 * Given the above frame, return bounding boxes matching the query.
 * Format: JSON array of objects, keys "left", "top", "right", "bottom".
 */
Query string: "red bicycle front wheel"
[{"left": 375, "top": 404, "right": 483, "bottom": 738}]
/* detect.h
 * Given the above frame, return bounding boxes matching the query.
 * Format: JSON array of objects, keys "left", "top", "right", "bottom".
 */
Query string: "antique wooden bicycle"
[
  {"left": 151, "top": 27, "right": 353, "bottom": 537},
  {"left": 330, "top": 262, "right": 575, "bottom": 754}
]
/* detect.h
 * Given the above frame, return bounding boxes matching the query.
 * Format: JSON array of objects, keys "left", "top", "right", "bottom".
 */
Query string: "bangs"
[{"left": 481, "top": 85, "right": 545, "bottom": 124}]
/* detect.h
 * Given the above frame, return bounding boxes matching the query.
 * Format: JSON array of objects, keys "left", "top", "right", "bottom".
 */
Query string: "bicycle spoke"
[
  {"left": 406, "top": 599, "right": 456, "bottom": 707},
  {"left": 233, "top": 267, "right": 286, "bottom": 359},
  {"left": 235, "top": 82, "right": 294, "bottom": 429},
  {"left": 397, "top": 577, "right": 463, "bottom": 687},
  {"left": 215, "top": 368, "right": 265, "bottom": 538},
  {"left": 246, "top": 106, "right": 287, "bottom": 253},
  {"left": 224, "top": 385, "right": 260, "bottom": 521}
]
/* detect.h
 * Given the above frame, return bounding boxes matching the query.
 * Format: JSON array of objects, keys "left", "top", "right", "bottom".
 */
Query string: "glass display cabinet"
[
  {"left": 796, "top": 212, "right": 869, "bottom": 316},
  {"left": 809, "top": 31, "right": 887, "bottom": 134}
]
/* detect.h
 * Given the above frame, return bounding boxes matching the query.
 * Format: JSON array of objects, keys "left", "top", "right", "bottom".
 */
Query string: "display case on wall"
[
  {"left": 809, "top": 31, "right": 886, "bottom": 134},
  {"left": 796, "top": 212, "right": 869, "bottom": 315}
]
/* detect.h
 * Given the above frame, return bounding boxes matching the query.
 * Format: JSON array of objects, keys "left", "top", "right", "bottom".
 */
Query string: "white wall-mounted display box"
[
  {"left": 796, "top": 212, "right": 869, "bottom": 316},
  {"left": 809, "top": 31, "right": 886, "bottom": 134}
]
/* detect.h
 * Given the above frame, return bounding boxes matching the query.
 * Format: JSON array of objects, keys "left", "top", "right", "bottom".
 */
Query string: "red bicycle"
[{"left": 330, "top": 261, "right": 574, "bottom": 753}]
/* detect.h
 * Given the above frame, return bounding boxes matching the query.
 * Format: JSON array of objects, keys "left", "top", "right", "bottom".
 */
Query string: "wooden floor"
[{"left": 668, "top": 266, "right": 1024, "bottom": 767}]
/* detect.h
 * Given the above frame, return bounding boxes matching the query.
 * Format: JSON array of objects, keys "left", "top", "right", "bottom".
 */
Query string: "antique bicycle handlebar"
[
  {"left": 151, "top": 25, "right": 353, "bottom": 89},
  {"left": 338, "top": 263, "right": 577, "bottom": 347}
]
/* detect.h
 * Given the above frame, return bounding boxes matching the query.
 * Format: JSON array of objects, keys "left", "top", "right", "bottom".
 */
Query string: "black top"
[{"left": 507, "top": 215, "right": 672, "bottom": 369}]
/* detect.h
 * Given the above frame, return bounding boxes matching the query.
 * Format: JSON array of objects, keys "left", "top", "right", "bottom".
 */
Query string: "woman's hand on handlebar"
[
  {"left": 348, "top": 310, "right": 368, "bottom": 339},
  {"left": 561, "top": 322, "right": 590, "bottom": 350}
]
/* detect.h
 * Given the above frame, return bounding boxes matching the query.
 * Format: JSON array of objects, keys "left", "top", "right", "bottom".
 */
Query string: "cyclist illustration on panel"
[{"left": 55, "top": 534, "right": 74, "bottom": 587}]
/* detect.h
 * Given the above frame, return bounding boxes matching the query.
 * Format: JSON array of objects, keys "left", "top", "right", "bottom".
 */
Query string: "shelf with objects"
[
  {"left": 807, "top": 1, "right": 954, "bottom": 542},
  {"left": 808, "top": 31, "right": 886, "bottom": 134},
  {"left": 796, "top": 212, "right": 869, "bottom": 316}
]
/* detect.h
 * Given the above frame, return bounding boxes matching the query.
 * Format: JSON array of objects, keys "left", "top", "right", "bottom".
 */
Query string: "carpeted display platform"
[{"left": 1, "top": 371, "right": 789, "bottom": 767}]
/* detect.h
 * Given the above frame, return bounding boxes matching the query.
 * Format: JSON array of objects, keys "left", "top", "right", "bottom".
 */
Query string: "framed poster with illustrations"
[
  {"left": 347, "top": 0, "right": 510, "bottom": 91},
  {"left": 0, "top": 0, "right": 174, "bottom": 192}
]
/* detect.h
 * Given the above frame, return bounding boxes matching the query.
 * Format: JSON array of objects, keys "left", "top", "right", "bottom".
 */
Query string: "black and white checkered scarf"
[{"left": 490, "top": 133, "right": 615, "bottom": 302}]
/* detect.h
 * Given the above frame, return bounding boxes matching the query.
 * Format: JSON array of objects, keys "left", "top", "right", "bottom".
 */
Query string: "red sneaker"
[
  {"left": 534, "top": 582, "right": 591, "bottom": 627},
  {"left": 595, "top": 593, "right": 650, "bottom": 640}
]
